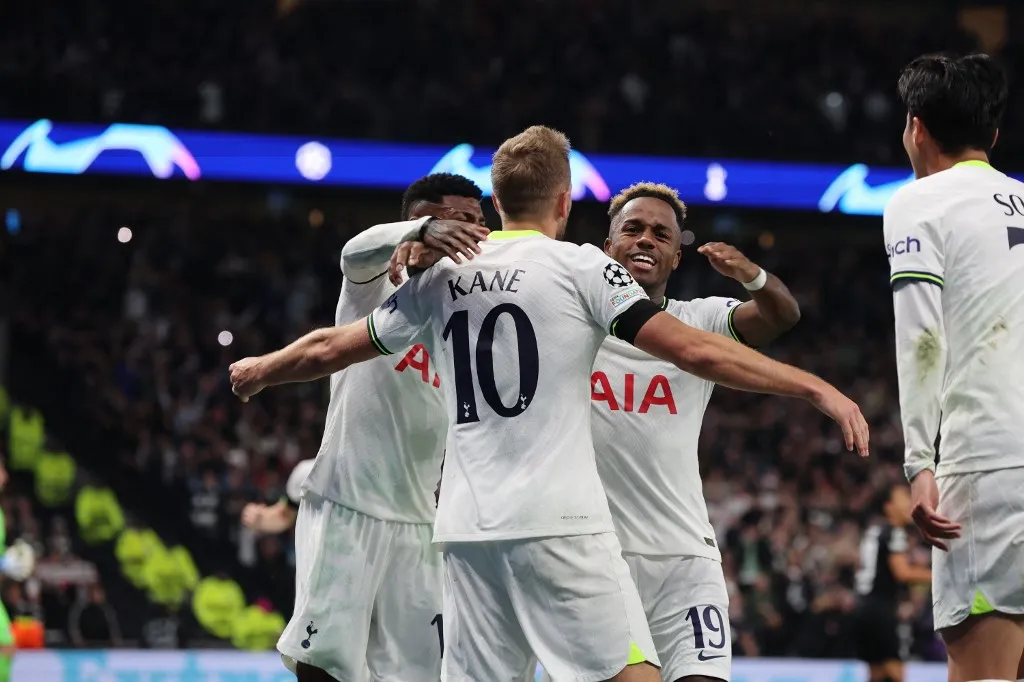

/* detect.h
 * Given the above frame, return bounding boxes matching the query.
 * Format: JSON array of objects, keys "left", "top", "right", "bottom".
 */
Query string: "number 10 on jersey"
[{"left": 443, "top": 304, "right": 540, "bottom": 424}]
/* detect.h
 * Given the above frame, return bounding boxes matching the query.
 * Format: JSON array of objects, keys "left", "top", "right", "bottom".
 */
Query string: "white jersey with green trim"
[
  {"left": 591, "top": 296, "right": 740, "bottom": 559},
  {"left": 302, "top": 270, "right": 448, "bottom": 523},
  {"left": 367, "top": 230, "right": 651, "bottom": 542},
  {"left": 884, "top": 161, "right": 1024, "bottom": 476}
]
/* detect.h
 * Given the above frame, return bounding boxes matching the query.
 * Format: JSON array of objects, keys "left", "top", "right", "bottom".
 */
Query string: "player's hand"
[
  {"left": 229, "top": 357, "right": 266, "bottom": 403},
  {"left": 910, "top": 469, "right": 960, "bottom": 551},
  {"left": 698, "top": 242, "right": 761, "bottom": 284},
  {"left": 808, "top": 384, "right": 870, "bottom": 457},
  {"left": 389, "top": 242, "right": 445, "bottom": 286},
  {"left": 241, "top": 501, "right": 296, "bottom": 534},
  {"left": 422, "top": 219, "right": 490, "bottom": 264}
]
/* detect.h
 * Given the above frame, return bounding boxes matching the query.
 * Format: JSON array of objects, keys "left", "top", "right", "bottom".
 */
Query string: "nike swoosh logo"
[{"left": 697, "top": 651, "right": 727, "bottom": 661}]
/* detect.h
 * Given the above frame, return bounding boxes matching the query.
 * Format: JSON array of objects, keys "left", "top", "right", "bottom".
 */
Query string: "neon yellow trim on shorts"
[
  {"left": 626, "top": 642, "right": 647, "bottom": 665},
  {"left": 970, "top": 589, "right": 995, "bottom": 616}
]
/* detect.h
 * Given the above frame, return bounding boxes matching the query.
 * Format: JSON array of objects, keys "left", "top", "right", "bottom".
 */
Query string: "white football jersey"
[
  {"left": 592, "top": 296, "right": 740, "bottom": 559},
  {"left": 302, "top": 271, "right": 448, "bottom": 523},
  {"left": 368, "top": 230, "right": 651, "bottom": 542},
  {"left": 885, "top": 160, "right": 1024, "bottom": 476}
]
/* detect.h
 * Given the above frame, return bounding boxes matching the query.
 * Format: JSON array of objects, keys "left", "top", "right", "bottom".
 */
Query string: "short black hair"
[
  {"left": 898, "top": 53, "right": 1008, "bottom": 154},
  {"left": 400, "top": 173, "right": 483, "bottom": 220},
  {"left": 607, "top": 182, "right": 687, "bottom": 230}
]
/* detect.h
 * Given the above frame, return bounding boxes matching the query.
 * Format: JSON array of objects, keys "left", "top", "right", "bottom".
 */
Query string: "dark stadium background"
[{"left": 2, "top": 0, "right": 1018, "bottom": 676}]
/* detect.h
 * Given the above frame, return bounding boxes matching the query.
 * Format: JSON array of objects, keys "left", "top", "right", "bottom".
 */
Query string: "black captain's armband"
[{"left": 611, "top": 299, "right": 663, "bottom": 344}]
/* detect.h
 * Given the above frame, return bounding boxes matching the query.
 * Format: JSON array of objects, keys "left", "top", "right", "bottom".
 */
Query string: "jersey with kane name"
[{"left": 368, "top": 231, "right": 651, "bottom": 542}]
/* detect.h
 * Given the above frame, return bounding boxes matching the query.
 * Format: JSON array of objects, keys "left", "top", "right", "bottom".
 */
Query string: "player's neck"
[
  {"left": 501, "top": 220, "right": 559, "bottom": 240},
  {"left": 923, "top": 149, "right": 991, "bottom": 177},
  {"left": 643, "top": 284, "right": 668, "bottom": 308}
]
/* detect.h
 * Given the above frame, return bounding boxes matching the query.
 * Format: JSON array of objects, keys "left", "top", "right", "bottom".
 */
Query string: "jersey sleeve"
[
  {"left": 571, "top": 244, "right": 650, "bottom": 333},
  {"left": 893, "top": 279, "right": 945, "bottom": 480},
  {"left": 687, "top": 296, "right": 744, "bottom": 341},
  {"left": 883, "top": 189, "right": 945, "bottom": 289},
  {"left": 366, "top": 274, "right": 431, "bottom": 356}
]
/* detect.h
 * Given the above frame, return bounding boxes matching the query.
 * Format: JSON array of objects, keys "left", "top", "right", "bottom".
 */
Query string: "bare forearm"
[
  {"left": 732, "top": 273, "right": 801, "bottom": 347},
  {"left": 748, "top": 274, "right": 801, "bottom": 330},
  {"left": 255, "top": 324, "right": 375, "bottom": 387},
  {"left": 635, "top": 313, "right": 824, "bottom": 400}
]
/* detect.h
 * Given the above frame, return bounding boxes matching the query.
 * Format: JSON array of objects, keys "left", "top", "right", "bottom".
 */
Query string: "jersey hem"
[
  {"left": 433, "top": 523, "right": 616, "bottom": 543},
  {"left": 619, "top": 548, "right": 722, "bottom": 562},
  {"left": 301, "top": 489, "right": 435, "bottom": 525}
]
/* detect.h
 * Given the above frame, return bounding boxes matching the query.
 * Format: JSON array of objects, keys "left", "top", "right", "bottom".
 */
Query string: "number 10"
[{"left": 442, "top": 304, "right": 540, "bottom": 424}]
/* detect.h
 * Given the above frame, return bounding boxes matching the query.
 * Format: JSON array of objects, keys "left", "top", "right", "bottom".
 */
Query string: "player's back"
[
  {"left": 886, "top": 162, "right": 1024, "bottom": 474},
  {"left": 303, "top": 273, "right": 447, "bottom": 523},
  {"left": 377, "top": 231, "right": 647, "bottom": 542},
  {"left": 855, "top": 523, "right": 905, "bottom": 602}
]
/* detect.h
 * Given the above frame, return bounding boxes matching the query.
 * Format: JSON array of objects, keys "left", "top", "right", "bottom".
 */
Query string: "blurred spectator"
[
  {"left": 141, "top": 604, "right": 189, "bottom": 650},
  {"left": 68, "top": 583, "right": 123, "bottom": 648}
]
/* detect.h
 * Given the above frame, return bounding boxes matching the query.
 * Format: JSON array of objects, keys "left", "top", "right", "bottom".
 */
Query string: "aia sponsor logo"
[
  {"left": 394, "top": 344, "right": 441, "bottom": 388},
  {"left": 591, "top": 372, "right": 676, "bottom": 414}
]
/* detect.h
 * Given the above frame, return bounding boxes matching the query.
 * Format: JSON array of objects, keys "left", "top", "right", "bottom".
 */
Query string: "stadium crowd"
[
  {"left": 1, "top": 0, "right": 1015, "bottom": 163},
  {"left": 5, "top": 197, "right": 940, "bottom": 659}
]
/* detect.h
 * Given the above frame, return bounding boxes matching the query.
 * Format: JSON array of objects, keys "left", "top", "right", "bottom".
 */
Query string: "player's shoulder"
[{"left": 667, "top": 296, "right": 740, "bottom": 326}]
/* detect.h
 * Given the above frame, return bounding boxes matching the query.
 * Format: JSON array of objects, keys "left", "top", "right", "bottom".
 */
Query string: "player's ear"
[
  {"left": 603, "top": 236, "right": 613, "bottom": 255},
  {"left": 911, "top": 116, "right": 927, "bottom": 148},
  {"left": 991, "top": 127, "right": 1000, "bottom": 150},
  {"left": 557, "top": 190, "right": 572, "bottom": 220},
  {"left": 671, "top": 248, "right": 681, "bottom": 271},
  {"left": 491, "top": 194, "right": 502, "bottom": 217}
]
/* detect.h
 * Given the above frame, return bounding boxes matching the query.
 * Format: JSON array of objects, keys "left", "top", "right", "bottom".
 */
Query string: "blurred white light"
[
  {"left": 825, "top": 91, "right": 844, "bottom": 109},
  {"left": 704, "top": 163, "right": 728, "bottom": 202},
  {"left": 117, "top": 227, "right": 133, "bottom": 243},
  {"left": 295, "top": 142, "right": 332, "bottom": 181},
  {"left": 217, "top": 331, "right": 234, "bottom": 347},
  {"left": 681, "top": 230, "right": 695, "bottom": 247}
]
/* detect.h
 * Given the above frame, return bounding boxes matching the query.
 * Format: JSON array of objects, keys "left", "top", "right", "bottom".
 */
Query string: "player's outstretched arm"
[
  {"left": 229, "top": 321, "right": 379, "bottom": 400},
  {"left": 627, "top": 307, "right": 869, "bottom": 455},
  {"left": 342, "top": 218, "right": 488, "bottom": 283},
  {"left": 241, "top": 501, "right": 298, "bottom": 534}
]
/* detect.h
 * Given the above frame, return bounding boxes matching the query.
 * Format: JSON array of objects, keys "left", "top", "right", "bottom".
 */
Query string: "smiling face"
[{"left": 604, "top": 196, "right": 682, "bottom": 292}]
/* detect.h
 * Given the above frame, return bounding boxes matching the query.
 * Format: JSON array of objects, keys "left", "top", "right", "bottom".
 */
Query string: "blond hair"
[
  {"left": 491, "top": 126, "right": 571, "bottom": 219},
  {"left": 607, "top": 181, "right": 688, "bottom": 227}
]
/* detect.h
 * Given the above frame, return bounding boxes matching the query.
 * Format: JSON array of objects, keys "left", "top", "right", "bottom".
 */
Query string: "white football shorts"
[
  {"left": 624, "top": 554, "right": 731, "bottom": 681},
  {"left": 277, "top": 492, "right": 442, "bottom": 682},
  {"left": 933, "top": 466, "right": 1024, "bottom": 631},
  {"left": 441, "top": 532, "right": 659, "bottom": 682}
]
